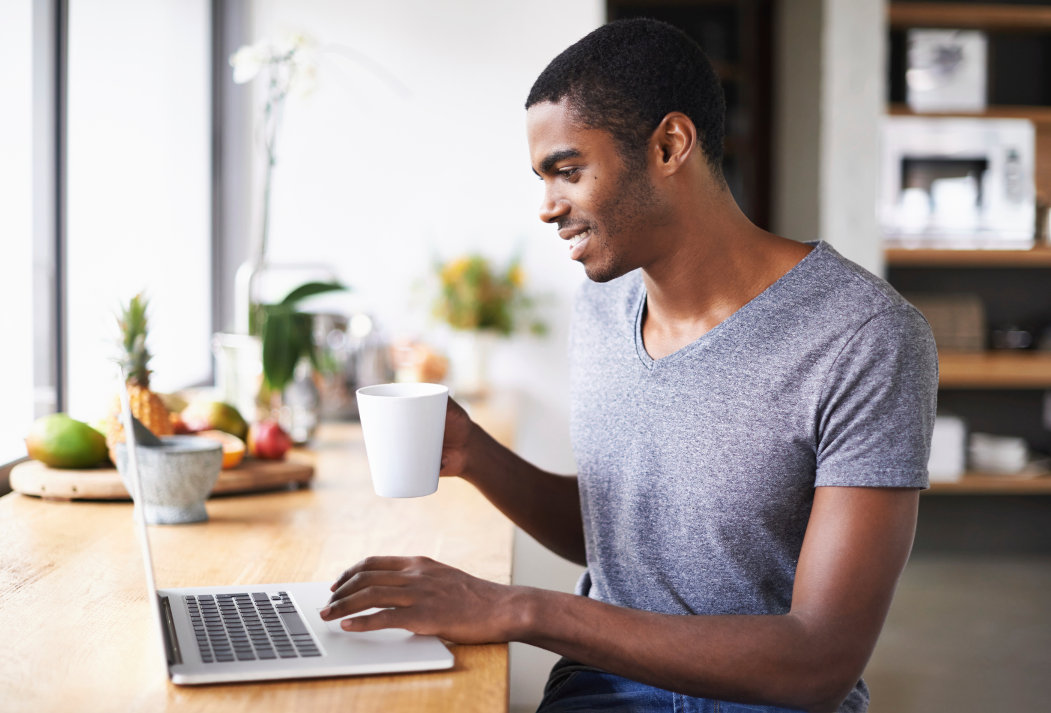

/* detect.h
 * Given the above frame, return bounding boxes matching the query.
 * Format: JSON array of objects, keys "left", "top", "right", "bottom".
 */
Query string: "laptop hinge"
[{"left": 159, "top": 595, "right": 183, "bottom": 666}]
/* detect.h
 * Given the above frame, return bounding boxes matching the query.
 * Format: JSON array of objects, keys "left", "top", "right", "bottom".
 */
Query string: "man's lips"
[
  {"left": 565, "top": 229, "right": 592, "bottom": 249},
  {"left": 559, "top": 227, "right": 592, "bottom": 260},
  {"left": 558, "top": 225, "right": 592, "bottom": 243}
]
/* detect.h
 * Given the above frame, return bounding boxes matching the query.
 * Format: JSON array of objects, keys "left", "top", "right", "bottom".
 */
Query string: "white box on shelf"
[
  {"left": 907, "top": 29, "right": 987, "bottom": 113},
  {"left": 928, "top": 414, "right": 966, "bottom": 482}
]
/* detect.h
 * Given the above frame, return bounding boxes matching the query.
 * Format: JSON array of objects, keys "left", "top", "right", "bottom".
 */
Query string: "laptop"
[{"left": 117, "top": 372, "right": 454, "bottom": 685}]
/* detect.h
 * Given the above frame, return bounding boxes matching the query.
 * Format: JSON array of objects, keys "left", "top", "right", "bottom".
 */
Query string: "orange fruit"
[{"left": 195, "top": 430, "right": 246, "bottom": 469}]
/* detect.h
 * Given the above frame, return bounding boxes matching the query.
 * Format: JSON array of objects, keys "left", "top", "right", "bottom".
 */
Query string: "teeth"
[{"left": 568, "top": 230, "right": 591, "bottom": 248}]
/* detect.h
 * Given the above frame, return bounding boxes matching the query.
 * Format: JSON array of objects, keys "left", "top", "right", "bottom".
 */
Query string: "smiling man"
[{"left": 323, "top": 19, "right": 938, "bottom": 713}]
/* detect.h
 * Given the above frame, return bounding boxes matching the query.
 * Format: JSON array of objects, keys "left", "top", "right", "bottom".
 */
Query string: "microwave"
[{"left": 880, "top": 116, "right": 1035, "bottom": 248}]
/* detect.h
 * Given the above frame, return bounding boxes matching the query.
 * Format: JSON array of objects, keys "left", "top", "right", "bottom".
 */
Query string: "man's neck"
[{"left": 638, "top": 216, "right": 812, "bottom": 360}]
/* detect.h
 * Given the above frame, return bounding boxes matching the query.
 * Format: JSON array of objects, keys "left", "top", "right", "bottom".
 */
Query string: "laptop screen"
[{"left": 117, "top": 366, "right": 170, "bottom": 674}]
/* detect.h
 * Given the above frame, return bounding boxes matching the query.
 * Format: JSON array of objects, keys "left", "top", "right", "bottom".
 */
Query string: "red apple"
[{"left": 247, "top": 419, "right": 292, "bottom": 460}]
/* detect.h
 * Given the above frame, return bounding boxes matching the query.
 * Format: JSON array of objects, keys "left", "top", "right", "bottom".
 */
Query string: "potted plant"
[{"left": 431, "top": 254, "right": 546, "bottom": 395}]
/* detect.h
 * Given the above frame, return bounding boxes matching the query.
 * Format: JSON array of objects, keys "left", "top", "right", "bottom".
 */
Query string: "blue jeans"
[{"left": 536, "top": 659, "right": 805, "bottom": 713}]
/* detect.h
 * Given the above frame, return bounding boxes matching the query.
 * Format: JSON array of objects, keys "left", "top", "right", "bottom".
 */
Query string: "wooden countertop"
[{"left": 0, "top": 422, "right": 513, "bottom": 713}]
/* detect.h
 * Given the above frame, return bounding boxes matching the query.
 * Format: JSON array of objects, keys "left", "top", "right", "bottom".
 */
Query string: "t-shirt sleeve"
[{"left": 814, "top": 304, "right": 938, "bottom": 488}]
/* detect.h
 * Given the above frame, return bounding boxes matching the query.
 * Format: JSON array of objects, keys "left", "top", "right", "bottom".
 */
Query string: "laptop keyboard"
[{"left": 184, "top": 592, "right": 322, "bottom": 663}]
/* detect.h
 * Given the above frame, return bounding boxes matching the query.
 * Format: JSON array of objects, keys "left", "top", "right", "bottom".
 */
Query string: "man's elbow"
[{"left": 784, "top": 653, "right": 869, "bottom": 713}]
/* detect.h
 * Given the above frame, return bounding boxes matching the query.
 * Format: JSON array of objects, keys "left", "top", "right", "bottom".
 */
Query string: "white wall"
[
  {"left": 773, "top": 0, "right": 886, "bottom": 275},
  {"left": 247, "top": 1, "right": 600, "bottom": 709},
  {"left": 772, "top": 0, "right": 822, "bottom": 244},
  {"left": 247, "top": 0, "right": 602, "bottom": 449},
  {"left": 820, "top": 0, "right": 886, "bottom": 274}
]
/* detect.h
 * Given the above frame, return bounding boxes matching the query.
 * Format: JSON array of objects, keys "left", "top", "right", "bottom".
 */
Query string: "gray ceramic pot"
[{"left": 115, "top": 436, "right": 223, "bottom": 525}]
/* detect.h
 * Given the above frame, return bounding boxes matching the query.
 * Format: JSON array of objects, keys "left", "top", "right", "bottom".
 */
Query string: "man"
[{"left": 322, "top": 18, "right": 937, "bottom": 713}]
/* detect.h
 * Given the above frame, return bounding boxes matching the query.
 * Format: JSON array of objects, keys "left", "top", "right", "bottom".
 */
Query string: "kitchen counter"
[{"left": 0, "top": 422, "right": 513, "bottom": 712}]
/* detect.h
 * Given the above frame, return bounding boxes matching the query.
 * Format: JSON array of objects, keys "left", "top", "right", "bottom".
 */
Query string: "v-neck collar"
[{"left": 633, "top": 240, "right": 826, "bottom": 368}]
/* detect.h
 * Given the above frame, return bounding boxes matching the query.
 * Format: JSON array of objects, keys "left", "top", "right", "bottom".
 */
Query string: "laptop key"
[{"left": 279, "top": 611, "right": 310, "bottom": 636}]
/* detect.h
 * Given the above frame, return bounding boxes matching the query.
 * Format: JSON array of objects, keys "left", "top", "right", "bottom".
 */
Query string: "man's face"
[{"left": 526, "top": 100, "right": 662, "bottom": 283}]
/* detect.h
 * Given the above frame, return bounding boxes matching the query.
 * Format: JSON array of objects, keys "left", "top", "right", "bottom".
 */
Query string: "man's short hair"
[{"left": 526, "top": 18, "right": 726, "bottom": 174}]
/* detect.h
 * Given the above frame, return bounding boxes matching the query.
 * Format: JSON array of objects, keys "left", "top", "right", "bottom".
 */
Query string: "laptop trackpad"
[{"left": 316, "top": 607, "right": 400, "bottom": 636}]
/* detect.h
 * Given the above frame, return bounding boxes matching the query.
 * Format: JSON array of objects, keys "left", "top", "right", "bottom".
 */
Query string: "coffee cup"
[{"left": 355, "top": 382, "right": 449, "bottom": 498}]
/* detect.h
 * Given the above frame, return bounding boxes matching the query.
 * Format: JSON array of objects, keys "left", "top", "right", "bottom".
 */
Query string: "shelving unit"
[
  {"left": 886, "top": 246, "right": 1051, "bottom": 267},
  {"left": 886, "top": 2, "right": 1051, "bottom": 493},
  {"left": 930, "top": 473, "right": 1051, "bottom": 494},
  {"left": 937, "top": 351, "right": 1051, "bottom": 389},
  {"left": 889, "top": 2, "right": 1051, "bottom": 32}
]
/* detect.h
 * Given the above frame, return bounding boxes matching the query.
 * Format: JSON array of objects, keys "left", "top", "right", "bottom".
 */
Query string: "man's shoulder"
[{"left": 794, "top": 241, "right": 917, "bottom": 324}]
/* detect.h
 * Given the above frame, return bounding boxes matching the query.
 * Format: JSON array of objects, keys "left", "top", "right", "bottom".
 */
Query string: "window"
[
  {"left": 0, "top": 0, "right": 36, "bottom": 463},
  {"left": 65, "top": 0, "right": 213, "bottom": 419},
  {"left": 2, "top": 0, "right": 214, "bottom": 466}
]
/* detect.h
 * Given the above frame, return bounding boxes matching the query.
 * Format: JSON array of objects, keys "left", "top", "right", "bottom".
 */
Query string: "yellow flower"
[
  {"left": 508, "top": 265, "right": 524, "bottom": 287},
  {"left": 441, "top": 258, "right": 471, "bottom": 285},
  {"left": 432, "top": 253, "right": 544, "bottom": 336}
]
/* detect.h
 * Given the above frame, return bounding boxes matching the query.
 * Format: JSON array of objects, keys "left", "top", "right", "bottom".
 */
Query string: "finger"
[
  {"left": 339, "top": 606, "right": 406, "bottom": 632},
  {"left": 329, "top": 555, "right": 414, "bottom": 591},
  {"left": 439, "top": 454, "right": 460, "bottom": 476},
  {"left": 321, "top": 585, "right": 415, "bottom": 620},
  {"left": 327, "top": 570, "right": 411, "bottom": 605}
]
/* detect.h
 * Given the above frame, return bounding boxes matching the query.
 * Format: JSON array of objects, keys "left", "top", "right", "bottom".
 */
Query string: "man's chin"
[{"left": 582, "top": 260, "right": 627, "bottom": 284}]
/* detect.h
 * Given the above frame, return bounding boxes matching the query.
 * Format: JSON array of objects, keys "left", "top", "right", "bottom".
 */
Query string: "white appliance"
[{"left": 880, "top": 116, "right": 1036, "bottom": 248}]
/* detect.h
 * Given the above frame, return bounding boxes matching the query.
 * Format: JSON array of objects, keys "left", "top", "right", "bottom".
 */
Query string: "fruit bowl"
[{"left": 114, "top": 436, "right": 223, "bottom": 524}]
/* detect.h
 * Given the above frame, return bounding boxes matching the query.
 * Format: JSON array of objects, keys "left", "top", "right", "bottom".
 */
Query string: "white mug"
[{"left": 355, "top": 382, "right": 449, "bottom": 498}]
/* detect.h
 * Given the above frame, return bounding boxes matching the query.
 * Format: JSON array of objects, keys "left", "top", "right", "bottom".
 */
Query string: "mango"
[
  {"left": 180, "top": 400, "right": 248, "bottom": 440},
  {"left": 25, "top": 413, "right": 108, "bottom": 469}
]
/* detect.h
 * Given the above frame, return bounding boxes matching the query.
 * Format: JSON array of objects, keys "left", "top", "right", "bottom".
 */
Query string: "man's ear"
[{"left": 651, "top": 112, "right": 697, "bottom": 176}]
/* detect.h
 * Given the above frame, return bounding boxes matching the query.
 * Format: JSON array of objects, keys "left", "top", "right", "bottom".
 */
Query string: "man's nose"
[{"left": 538, "top": 190, "right": 569, "bottom": 224}]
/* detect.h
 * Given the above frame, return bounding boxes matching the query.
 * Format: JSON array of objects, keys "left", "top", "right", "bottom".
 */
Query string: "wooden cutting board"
[{"left": 10, "top": 454, "right": 314, "bottom": 501}]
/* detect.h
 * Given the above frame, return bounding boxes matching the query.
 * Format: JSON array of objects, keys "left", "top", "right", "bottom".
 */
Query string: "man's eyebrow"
[{"left": 536, "top": 148, "right": 582, "bottom": 176}]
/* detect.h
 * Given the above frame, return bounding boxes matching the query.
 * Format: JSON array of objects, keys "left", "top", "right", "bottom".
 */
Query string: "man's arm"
[
  {"left": 323, "top": 485, "right": 918, "bottom": 713},
  {"left": 441, "top": 398, "right": 585, "bottom": 565}
]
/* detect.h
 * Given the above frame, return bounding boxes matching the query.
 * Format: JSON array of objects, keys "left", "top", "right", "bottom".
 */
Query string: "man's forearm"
[
  {"left": 507, "top": 587, "right": 856, "bottom": 713},
  {"left": 460, "top": 424, "right": 586, "bottom": 565}
]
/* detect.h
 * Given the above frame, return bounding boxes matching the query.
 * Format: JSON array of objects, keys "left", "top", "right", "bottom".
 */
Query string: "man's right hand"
[
  {"left": 433, "top": 396, "right": 586, "bottom": 565},
  {"left": 439, "top": 397, "right": 475, "bottom": 479}
]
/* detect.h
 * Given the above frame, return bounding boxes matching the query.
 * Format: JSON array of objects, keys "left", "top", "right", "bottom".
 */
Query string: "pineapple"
[{"left": 105, "top": 293, "right": 174, "bottom": 454}]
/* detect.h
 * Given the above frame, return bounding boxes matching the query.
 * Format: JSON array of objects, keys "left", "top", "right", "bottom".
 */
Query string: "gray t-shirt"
[{"left": 568, "top": 241, "right": 938, "bottom": 712}]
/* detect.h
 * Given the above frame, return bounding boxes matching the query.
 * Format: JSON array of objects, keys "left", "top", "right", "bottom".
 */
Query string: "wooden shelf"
[
  {"left": 928, "top": 473, "right": 1051, "bottom": 494},
  {"left": 886, "top": 246, "right": 1051, "bottom": 267},
  {"left": 938, "top": 351, "right": 1051, "bottom": 389},
  {"left": 889, "top": 3, "right": 1051, "bottom": 32},
  {"left": 888, "top": 103, "right": 1051, "bottom": 124}
]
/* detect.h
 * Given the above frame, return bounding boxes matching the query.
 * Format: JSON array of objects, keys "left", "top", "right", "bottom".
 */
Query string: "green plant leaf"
[
  {"left": 259, "top": 280, "right": 349, "bottom": 392},
  {"left": 278, "top": 280, "right": 348, "bottom": 307},
  {"left": 261, "top": 306, "right": 296, "bottom": 392}
]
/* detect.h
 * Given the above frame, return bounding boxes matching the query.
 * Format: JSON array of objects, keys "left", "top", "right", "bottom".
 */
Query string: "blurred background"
[{"left": 2, "top": 1, "right": 1049, "bottom": 711}]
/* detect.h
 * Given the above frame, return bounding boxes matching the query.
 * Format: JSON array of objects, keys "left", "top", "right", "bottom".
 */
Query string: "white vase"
[
  {"left": 446, "top": 330, "right": 498, "bottom": 397},
  {"left": 212, "top": 332, "right": 264, "bottom": 422}
]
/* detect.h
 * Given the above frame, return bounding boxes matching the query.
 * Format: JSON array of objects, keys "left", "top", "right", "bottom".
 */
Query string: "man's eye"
[{"left": 558, "top": 167, "right": 581, "bottom": 180}]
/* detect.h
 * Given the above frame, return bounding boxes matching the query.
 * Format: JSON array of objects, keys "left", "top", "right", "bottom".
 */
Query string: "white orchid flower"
[
  {"left": 274, "top": 31, "right": 316, "bottom": 57},
  {"left": 229, "top": 43, "right": 268, "bottom": 84}
]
